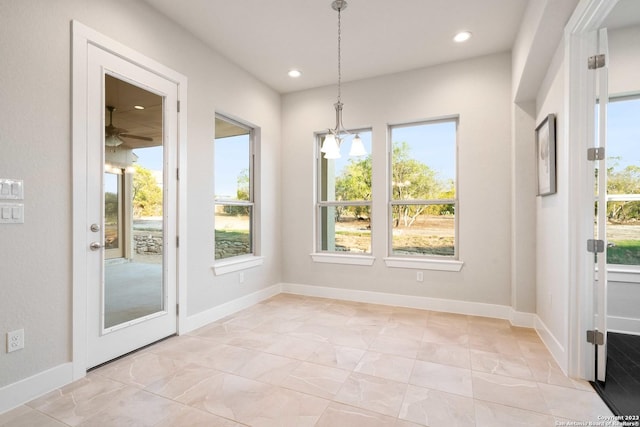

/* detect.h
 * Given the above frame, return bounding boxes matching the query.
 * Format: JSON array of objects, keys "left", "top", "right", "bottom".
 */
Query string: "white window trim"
[
  {"left": 311, "top": 252, "right": 375, "bottom": 266},
  {"left": 213, "top": 255, "right": 264, "bottom": 275},
  {"left": 384, "top": 257, "right": 464, "bottom": 272}
]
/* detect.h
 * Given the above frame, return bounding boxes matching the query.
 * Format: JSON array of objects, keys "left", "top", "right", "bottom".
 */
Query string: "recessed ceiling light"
[
  {"left": 288, "top": 69, "right": 302, "bottom": 78},
  {"left": 453, "top": 31, "right": 472, "bottom": 43},
  {"left": 134, "top": 105, "right": 145, "bottom": 110}
]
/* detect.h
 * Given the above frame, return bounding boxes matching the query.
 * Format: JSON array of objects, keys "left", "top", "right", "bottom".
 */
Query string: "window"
[
  {"left": 316, "top": 130, "right": 372, "bottom": 255},
  {"left": 389, "top": 119, "right": 458, "bottom": 258},
  {"left": 605, "top": 96, "right": 640, "bottom": 266},
  {"left": 214, "top": 115, "right": 255, "bottom": 261}
]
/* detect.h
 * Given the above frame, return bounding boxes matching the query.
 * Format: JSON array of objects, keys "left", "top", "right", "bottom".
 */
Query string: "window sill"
[
  {"left": 384, "top": 257, "right": 464, "bottom": 272},
  {"left": 213, "top": 255, "right": 264, "bottom": 275},
  {"left": 310, "top": 253, "right": 375, "bottom": 266}
]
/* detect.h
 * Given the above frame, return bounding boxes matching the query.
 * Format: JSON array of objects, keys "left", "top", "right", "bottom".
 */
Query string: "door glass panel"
[
  {"left": 104, "top": 75, "right": 164, "bottom": 330},
  {"left": 606, "top": 97, "right": 640, "bottom": 265}
]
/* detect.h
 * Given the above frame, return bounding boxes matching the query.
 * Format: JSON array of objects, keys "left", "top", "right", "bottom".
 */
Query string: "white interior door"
[
  {"left": 86, "top": 44, "right": 178, "bottom": 368},
  {"left": 593, "top": 27, "right": 609, "bottom": 383}
]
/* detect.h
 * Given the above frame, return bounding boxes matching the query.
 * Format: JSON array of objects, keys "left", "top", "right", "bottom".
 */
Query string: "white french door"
[
  {"left": 592, "top": 28, "right": 609, "bottom": 383},
  {"left": 85, "top": 44, "right": 178, "bottom": 368}
]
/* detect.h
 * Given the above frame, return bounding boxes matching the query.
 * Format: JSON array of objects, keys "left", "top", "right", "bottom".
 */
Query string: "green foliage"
[
  {"left": 607, "top": 240, "right": 640, "bottom": 266},
  {"left": 335, "top": 156, "right": 372, "bottom": 220},
  {"left": 332, "top": 142, "right": 454, "bottom": 227},
  {"left": 132, "top": 164, "right": 162, "bottom": 217},
  {"left": 223, "top": 168, "right": 251, "bottom": 216},
  {"left": 607, "top": 163, "right": 640, "bottom": 222},
  {"left": 390, "top": 142, "right": 452, "bottom": 227},
  {"left": 104, "top": 191, "right": 119, "bottom": 223}
]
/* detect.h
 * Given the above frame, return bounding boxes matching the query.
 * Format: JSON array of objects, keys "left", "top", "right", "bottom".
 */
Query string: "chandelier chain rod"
[{"left": 337, "top": 6, "right": 342, "bottom": 105}]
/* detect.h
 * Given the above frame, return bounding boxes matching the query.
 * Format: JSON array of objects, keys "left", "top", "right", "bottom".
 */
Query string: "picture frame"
[{"left": 536, "top": 113, "right": 557, "bottom": 196}]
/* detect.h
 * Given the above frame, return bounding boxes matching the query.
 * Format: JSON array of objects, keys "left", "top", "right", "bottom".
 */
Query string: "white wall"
[
  {"left": 534, "top": 41, "right": 569, "bottom": 368},
  {"left": 281, "top": 53, "right": 514, "bottom": 306},
  {"left": 0, "top": 0, "right": 281, "bottom": 389}
]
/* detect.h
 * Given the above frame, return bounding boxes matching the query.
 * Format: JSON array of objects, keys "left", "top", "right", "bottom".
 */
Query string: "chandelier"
[{"left": 320, "top": 0, "right": 367, "bottom": 159}]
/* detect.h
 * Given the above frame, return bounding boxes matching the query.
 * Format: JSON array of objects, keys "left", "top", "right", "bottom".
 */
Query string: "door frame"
[
  {"left": 71, "top": 21, "right": 188, "bottom": 380},
  {"left": 566, "top": 0, "right": 619, "bottom": 380}
]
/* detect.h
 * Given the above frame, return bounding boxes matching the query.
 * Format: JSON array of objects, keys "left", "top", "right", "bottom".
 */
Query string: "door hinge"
[
  {"left": 176, "top": 236, "right": 179, "bottom": 248},
  {"left": 177, "top": 100, "right": 181, "bottom": 113},
  {"left": 177, "top": 168, "right": 180, "bottom": 180},
  {"left": 587, "top": 330, "right": 604, "bottom": 345},
  {"left": 176, "top": 304, "right": 179, "bottom": 316},
  {"left": 587, "top": 239, "right": 605, "bottom": 253},
  {"left": 587, "top": 147, "right": 605, "bottom": 161},
  {"left": 588, "top": 54, "right": 606, "bottom": 70}
]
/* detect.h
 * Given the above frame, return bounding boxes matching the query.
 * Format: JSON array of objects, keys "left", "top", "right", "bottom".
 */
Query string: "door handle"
[{"left": 89, "top": 242, "right": 103, "bottom": 251}]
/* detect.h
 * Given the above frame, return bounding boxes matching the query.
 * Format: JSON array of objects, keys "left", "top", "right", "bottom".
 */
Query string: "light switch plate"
[
  {"left": 0, "top": 203, "right": 24, "bottom": 223},
  {"left": 0, "top": 179, "right": 24, "bottom": 200}
]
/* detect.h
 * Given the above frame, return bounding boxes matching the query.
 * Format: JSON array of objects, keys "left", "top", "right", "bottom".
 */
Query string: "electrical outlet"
[
  {"left": 416, "top": 271, "right": 424, "bottom": 282},
  {"left": 7, "top": 329, "right": 24, "bottom": 353}
]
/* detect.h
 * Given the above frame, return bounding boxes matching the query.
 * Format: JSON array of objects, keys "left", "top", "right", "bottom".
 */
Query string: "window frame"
[
  {"left": 213, "top": 114, "right": 263, "bottom": 274},
  {"left": 313, "top": 128, "right": 375, "bottom": 263},
  {"left": 386, "top": 117, "right": 462, "bottom": 269}
]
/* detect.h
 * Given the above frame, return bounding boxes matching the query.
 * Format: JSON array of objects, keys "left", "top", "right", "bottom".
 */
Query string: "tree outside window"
[{"left": 389, "top": 119, "right": 458, "bottom": 258}]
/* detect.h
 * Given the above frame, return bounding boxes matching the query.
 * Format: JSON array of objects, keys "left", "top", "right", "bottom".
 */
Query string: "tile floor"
[{"left": 1, "top": 294, "right": 613, "bottom": 426}]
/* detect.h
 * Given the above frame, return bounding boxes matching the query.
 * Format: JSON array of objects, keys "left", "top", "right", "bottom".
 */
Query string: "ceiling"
[{"left": 143, "top": 0, "right": 530, "bottom": 94}]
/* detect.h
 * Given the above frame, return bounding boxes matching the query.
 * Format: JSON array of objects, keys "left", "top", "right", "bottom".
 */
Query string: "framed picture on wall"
[{"left": 536, "top": 114, "right": 557, "bottom": 196}]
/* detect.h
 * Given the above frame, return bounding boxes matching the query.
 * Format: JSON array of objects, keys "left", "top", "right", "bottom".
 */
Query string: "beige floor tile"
[
  {"left": 410, "top": 360, "right": 473, "bottom": 397},
  {"left": 474, "top": 399, "right": 556, "bottom": 427},
  {"left": 370, "top": 334, "right": 422, "bottom": 358},
  {"left": 329, "top": 325, "right": 379, "bottom": 349},
  {"left": 265, "top": 334, "right": 322, "bottom": 360},
  {"left": 278, "top": 361, "right": 350, "bottom": 399},
  {"left": 355, "top": 351, "right": 415, "bottom": 383},
  {"left": 335, "top": 372, "right": 407, "bottom": 417},
  {"left": 399, "top": 384, "right": 475, "bottom": 427},
  {"left": 27, "top": 374, "right": 137, "bottom": 426},
  {"left": 471, "top": 371, "right": 550, "bottom": 414},
  {"left": 154, "top": 405, "right": 245, "bottom": 426},
  {"left": 232, "top": 351, "right": 300, "bottom": 384},
  {"left": 470, "top": 349, "right": 535, "bottom": 380},
  {"left": 417, "top": 341, "right": 470, "bottom": 369},
  {"left": 241, "top": 387, "right": 330, "bottom": 427},
  {"left": 0, "top": 406, "right": 67, "bottom": 427},
  {"left": 13, "top": 294, "right": 613, "bottom": 427},
  {"left": 145, "top": 363, "right": 222, "bottom": 399},
  {"left": 469, "top": 333, "right": 524, "bottom": 357},
  {"left": 306, "top": 342, "right": 366, "bottom": 370},
  {"left": 171, "top": 371, "right": 272, "bottom": 421},
  {"left": 422, "top": 323, "right": 469, "bottom": 346},
  {"left": 315, "top": 402, "right": 398, "bottom": 427},
  {"left": 93, "top": 351, "right": 187, "bottom": 388},
  {"left": 378, "top": 322, "right": 426, "bottom": 340},
  {"left": 76, "top": 388, "right": 183, "bottom": 426},
  {"left": 538, "top": 382, "right": 613, "bottom": 421}
]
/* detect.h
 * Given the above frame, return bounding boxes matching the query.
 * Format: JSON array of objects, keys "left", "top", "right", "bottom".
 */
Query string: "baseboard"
[
  {"left": 184, "top": 283, "right": 282, "bottom": 332},
  {"left": 0, "top": 362, "right": 73, "bottom": 415},
  {"left": 534, "top": 315, "right": 567, "bottom": 373},
  {"left": 281, "top": 282, "right": 536, "bottom": 326},
  {"left": 608, "top": 315, "right": 640, "bottom": 336}
]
